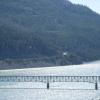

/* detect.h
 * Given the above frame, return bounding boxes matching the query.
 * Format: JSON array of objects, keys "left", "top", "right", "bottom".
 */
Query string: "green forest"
[{"left": 0, "top": 0, "right": 100, "bottom": 69}]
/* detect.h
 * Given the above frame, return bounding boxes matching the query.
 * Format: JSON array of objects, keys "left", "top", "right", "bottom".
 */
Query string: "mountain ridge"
[{"left": 0, "top": 0, "right": 100, "bottom": 69}]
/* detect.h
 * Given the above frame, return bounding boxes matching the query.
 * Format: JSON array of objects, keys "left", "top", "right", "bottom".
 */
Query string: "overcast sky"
[{"left": 69, "top": 0, "right": 100, "bottom": 14}]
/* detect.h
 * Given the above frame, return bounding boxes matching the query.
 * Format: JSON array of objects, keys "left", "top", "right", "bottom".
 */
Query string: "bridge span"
[{"left": 0, "top": 76, "right": 100, "bottom": 90}]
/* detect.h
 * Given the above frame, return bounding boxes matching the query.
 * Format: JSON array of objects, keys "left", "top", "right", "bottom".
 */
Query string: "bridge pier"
[
  {"left": 47, "top": 82, "right": 50, "bottom": 89},
  {"left": 95, "top": 82, "right": 98, "bottom": 90}
]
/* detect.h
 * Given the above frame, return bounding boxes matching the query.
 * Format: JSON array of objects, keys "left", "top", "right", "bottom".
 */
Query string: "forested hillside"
[{"left": 0, "top": 0, "right": 100, "bottom": 69}]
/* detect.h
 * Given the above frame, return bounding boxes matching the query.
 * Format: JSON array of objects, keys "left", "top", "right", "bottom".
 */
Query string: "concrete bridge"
[{"left": 0, "top": 76, "right": 100, "bottom": 90}]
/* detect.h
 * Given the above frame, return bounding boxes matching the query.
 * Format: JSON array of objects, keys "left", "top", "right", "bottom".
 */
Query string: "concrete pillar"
[
  {"left": 47, "top": 82, "right": 50, "bottom": 89},
  {"left": 95, "top": 82, "right": 98, "bottom": 90}
]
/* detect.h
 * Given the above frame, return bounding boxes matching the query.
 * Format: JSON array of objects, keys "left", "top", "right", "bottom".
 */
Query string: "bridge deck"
[{"left": 0, "top": 76, "right": 100, "bottom": 83}]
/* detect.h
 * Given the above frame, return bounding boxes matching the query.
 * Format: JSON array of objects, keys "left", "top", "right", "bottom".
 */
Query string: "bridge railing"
[{"left": 0, "top": 76, "right": 100, "bottom": 83}]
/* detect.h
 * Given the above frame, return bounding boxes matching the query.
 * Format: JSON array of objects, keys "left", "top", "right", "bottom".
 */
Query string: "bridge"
[{"left": 0, "top": 76, "right": 100, "bottom": 90}]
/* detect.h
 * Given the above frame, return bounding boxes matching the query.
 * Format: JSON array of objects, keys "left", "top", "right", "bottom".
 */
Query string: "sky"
[{"left": 69, "top": 0, "right": 100, "bottom": 14}]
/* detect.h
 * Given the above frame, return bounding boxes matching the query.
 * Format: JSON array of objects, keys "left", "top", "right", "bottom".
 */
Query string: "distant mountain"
[{"left": 0, "top": 0, "right": 100, "bottom": 69}]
